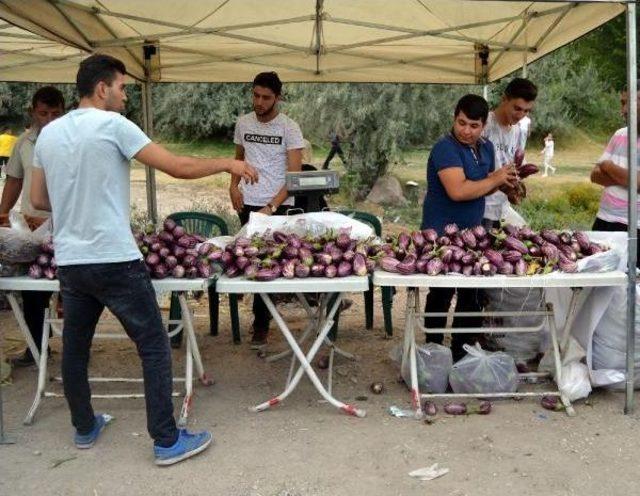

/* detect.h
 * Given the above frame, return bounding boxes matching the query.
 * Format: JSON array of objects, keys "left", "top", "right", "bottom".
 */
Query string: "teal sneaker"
[
  {"left": 154, "top": 429, "right": 213, "bottom": 466},
  {"left": 74, "top": 413, "right": 112, "bottom": 449}
]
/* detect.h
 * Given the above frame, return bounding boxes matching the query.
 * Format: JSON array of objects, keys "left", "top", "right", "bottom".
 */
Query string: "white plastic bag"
[
  {"left": 558, "top": 361, "right": 592, "bottom": 401},
  {"left": 449, "top": 343, "right": 518, "bottom": 394},
  {"left": 240, "top": 211, "right": 374, "bottom": 240},
  {"left": 389, "top": 342, "right": 453, "bottom": 394},
  {"left": 484, "top": 287, "right": 548, "bottom": 362}
]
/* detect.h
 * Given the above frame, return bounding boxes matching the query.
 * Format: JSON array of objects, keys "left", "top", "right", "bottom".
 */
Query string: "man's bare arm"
[
  {"left": 0, "top": 176, "right": 24, "bottom": 215},
  {"left": 30, "top": 168, "right": 51, "bottom": 212},
  {"left": 135, "top": 142, "right": 257, "bottom": 183}
]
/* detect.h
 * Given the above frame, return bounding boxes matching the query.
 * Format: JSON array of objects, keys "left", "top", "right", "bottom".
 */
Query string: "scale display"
[{"left": 285, "top": 170, "right": 340, "bottom": 193}]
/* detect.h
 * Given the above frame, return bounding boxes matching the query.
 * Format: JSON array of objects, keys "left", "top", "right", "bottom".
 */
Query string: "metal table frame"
[
  {"left": 0, "top": 277, "right": 214, "bottom": 427},
  {"left": 373, "top": 270, "right": 628, "bottom": 418},
  {"left": 216, "top": 275, "right": 369, "bottom": 417}
]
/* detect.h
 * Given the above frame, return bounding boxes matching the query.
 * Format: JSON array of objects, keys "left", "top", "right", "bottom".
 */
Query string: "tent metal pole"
[
  {"left": 141, "top": 48, "right": 158, "bottom": 224},
  {"left": 625, "top": 1, "right": 638, "bottom": 415}
]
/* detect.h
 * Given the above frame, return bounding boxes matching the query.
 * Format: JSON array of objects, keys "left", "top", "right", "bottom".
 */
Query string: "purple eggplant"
[
  {"left": 36, "top": 253, "right": 51, "bottom": 267},
  {"left": 272, "top": 231, "right": 288, "bottom": 244},
  {"left": 342, "top": 250, "right": 355, "bottom": 263},
  {"left": 422, "top": 229, "right": 438, "bottom": 243},
  {"left": 477, "top": 237, "right": 490, "bottom": 250},
  {"left": 484, "top": 249, "right": 504, "bottom": 267},
  {"left": 426, "top": 258, "right": 444, "bottom": 276},
  {"left": 145, "top": 253, "right": 160, "bottom": 266},
  {"left": 43, "top": 267, "right": 57, "bottom": 280},
  {"left": 164, "top": 255, "right": 178, "bottom": 269},
  {"left": 441, "top": 246, "right": 453, "bottom": 264},
  {"left": 150, "top": 242, "right": 163, "bottom": 253},
  {"left": 163, "top": 218, "right": 177, "bottom": 232},
  {"left": 365, "top": 258, "right": 376, "bottom": 273},
  {"left": 461, "top": 229, "right": 477, "bottom": 249},
  {"left": 397, "top": 255, "right": 417, "bottom": 275},
  {"left": 528, "top": 245, "right": 541, "bottom": 257},
  {"left": 177, "top": 236, "right": 197, "bottom": 249},
  {"left": 514, "top": 149, "right": 525, "bottom": 168},
  {"left": 159, "top": 247, "right": 171, "bottom": 259},
  {"left": 541, "top": 243, "right": 560, "bottom": 261},
  {"left": 444, "top": 223, "right": 459, "bottom": 236},
  {"left": 197, "top": 243, "right": 214, "bottom": 256},
  {"left": 587, "top": 243, "right": 604, "bottom": 256},
  {"left": 173, "top": 246, "right": 187, "bottom": 260},
  {"left": 437, "top": 236, "right": 451, "bottom": 246},
  {"left": 540, "top": 229, "right": 560, "bottom": 245},
  {"left": 380, "top": 256, "right": 401, "bottom": 273},
  {"left": 416, "top": 258, "right": 428, "bottom": 274},
  {"left": 207, "top": 250, "right": 223, "bottom": 262},
  {"left": 283, "top": 245, "right": 299, "bottom": 259},
  {"left": 352, "top": 254, "right": 368, "bottom": 276},
  {"left": 397, "top": 232, "right": 411, "bottom": 250},
  {"left": 336, "top": 261, "right": 352, "bottom": 277},
  {"left": 287, "top": 234, "right": 302, "bottom": 249},
  {"left": 153, "top": 264, "right": 168, "bottom": 279},
  {"left": 28, "top": 264, "right": 43, "bottom": 279},
  {"left": 281, "top": 260, "right": 296, "bottom": 278},
  {"left": 471, "top": 225, "right": 487, "bottom": 239},
  {"left": 422, "top": 401, "right": 438, "bottom": 417},
  {"left": 315, "top": 252, "right": 333, "bottom": 266},
  {"left": 504, "top": 236, "right": 528, "bottom": 254},
  {"left": 182, "top": 255, "right": 197, "bottom": 268},
  {"left": 235, "top": 256, "right": 250, "bottom": 271},
  {"left": 172, "top": 226, "right": 186, "bottom": 239},
  {"left": 324, "top": 264, "right": 338, "bottom": 278},
  {"left": 558, "top": 258, "right": 578, "bottom": 273},
  {"left": 172, "top": 265, "right": 186, "bottom": 278},
  {"left": 329, "top": 247, "right": 344, "bottom": 264},
  {"left": 311, "top": 263, "right": 325, "bottom": 277},
  {"left": 411, "top": 231, "right": 425, "bottom": 249},
  {"left": 244, "top": 264, "right": 259, "bottom": 279},
  {"left": 159, "top": 231, "right": 174, "bottom": 244},
  {"left": 197, "top": 262, "right": 212, "bottom": 278},
  {"left": 449, "top": 262, "right": 462, "bottom": 274},
  {"left": 244, "top": 246, "right": 259, "bottom": 258},
  {"left": 503, "top": 250, "right": 523, "bottom": 263},
  {"left": 294, "top": 263, "right": 310, "bottom": 278},
  {"left": 255, "top": 268, "right": 279, "bottom": 281},
  {"left": 497, "top": 261, "right": 514, "bottom": 275},
  {"left": 336, "top": 232, "right": 352, "bottom": 251},
  {"left": 514, "top": 259, "right": 528, "bottom": 276},
  {"left": 185, "top": 266, "right": 198, "bottom": 279},
  {"left": 518, "top": 226, "right": 536, "bottom": 240},
  {"left": 461, "top": 252, "right": 476, "bottom": 265},
  {"left": 444, "top": 402, "right": 467, "bottom": 415},
  {"left": 560, "top": 244, "right": 578, "bottom": 261},
  {"left": 462, "top": 265, "right": 474, "bottom": 276}
]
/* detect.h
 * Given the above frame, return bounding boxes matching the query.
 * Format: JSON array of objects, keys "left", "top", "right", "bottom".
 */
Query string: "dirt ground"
[{"left": 2, "top": 180, "right": 640, "bottom": 496}]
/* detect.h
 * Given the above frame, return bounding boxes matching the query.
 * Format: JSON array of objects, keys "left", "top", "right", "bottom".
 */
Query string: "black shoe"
[
  {"left": 250, "top": 328, "right": 269, "bottom": 349},
  {"left": 11, "top": 350, "right": 36, "bottom": 367},
  {"left": 11, "top": 348, "right": 51, "bottom": 368}
]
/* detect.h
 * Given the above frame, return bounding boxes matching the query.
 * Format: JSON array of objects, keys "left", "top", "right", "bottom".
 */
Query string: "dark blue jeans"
[{"left": 57, "top": 260, "right": 178, "bottom": 447}]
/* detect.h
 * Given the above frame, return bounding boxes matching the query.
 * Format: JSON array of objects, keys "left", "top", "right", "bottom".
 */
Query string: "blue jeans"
[{"left": 57, "top": 260, "right": 178, "bottom": 447}]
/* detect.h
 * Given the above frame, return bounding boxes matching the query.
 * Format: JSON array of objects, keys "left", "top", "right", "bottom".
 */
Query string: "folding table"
[
  {"left": 0, "top": 276, "right": 213, "bottom": 426},
  {"left": 216, "top": 275, "right": 369, "bottom": 417},
  {"left": 373, "top": 270, "right": 628, "bottom": 418}
]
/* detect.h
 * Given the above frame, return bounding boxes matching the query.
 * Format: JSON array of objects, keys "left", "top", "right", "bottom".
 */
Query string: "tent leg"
[
  {"left": 625, "top": 2, "right": 638, "bottom": 415},
  {"left": 141, "top": 78, "right": 158, "bottom": 224}
]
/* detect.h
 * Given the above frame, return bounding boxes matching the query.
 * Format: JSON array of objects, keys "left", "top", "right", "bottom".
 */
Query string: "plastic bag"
[
  {"left": 558, "top": 361, "right": 592, "bottom": 401},
  {"left": 239, "top": 211, "right": 374, "bottom": 240},
  {"left": 484, "top": 287, "right": 548, "bottom": 362},
  {"left": 389, "top": 342, "right": 453, "bottom": 394},
  {"left": 0, "top": 228, "right": 44, "bottom": 264},
  {"left": 449, "top": 343, "right": 518, "bottom": 394}
]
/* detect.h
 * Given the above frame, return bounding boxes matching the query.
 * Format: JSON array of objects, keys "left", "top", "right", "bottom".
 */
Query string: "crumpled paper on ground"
[{"left": 408, "top": 463, "right": 449, "bottom": 481}]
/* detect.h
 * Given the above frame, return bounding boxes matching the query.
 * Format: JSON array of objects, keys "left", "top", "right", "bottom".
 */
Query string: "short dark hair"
[
  {"left": 504, "top": 78, "right": 538, "bottom": 102},
  {"left": 252, "top": 71, "right": 282, "bottom": 96},
  {"left": 77, "top": 54, "right": 127, "bottom": 98},
  {"left": 32, "top": 86, "right": 65, "bottom": 110},
  {"left": 454, "top": 94, "right": 489, "bottom": 124}
]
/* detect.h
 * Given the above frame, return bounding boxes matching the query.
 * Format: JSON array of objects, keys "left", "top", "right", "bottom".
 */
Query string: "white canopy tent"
[{"left": 0, "top": 0, "right": 636, "bottom": 412}]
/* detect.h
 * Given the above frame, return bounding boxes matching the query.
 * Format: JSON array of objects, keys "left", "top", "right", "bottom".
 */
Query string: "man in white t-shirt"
[
  {"left": 482, "top": 78, "right": 538, "bottom": 228},
  {"left": 30, "top": 54, "right": 257, "bottom": 465},
  {"left": 229, "top": 71, "right": 304, "bottom": 347},
  {"left": 590, "top": 88, "right": 640, "bottom": 268}
]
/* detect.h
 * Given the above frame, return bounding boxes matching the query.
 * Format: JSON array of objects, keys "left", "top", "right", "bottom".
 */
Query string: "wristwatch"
[{"left": 266, "top": 202, "right": 277, "bottom": 214}]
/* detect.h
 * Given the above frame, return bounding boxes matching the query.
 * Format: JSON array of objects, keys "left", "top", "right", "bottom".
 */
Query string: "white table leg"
[
  {"left": 251, "top": 293, "right": 366, "bottom": 418},
  {"left": 558, "top": 288, "right": 583, "bottom": 353},
  {"left": 24, "top": 309, "right": 52, "bottom": 425},
  {"left": 178, "top": 294, "right": 213, "bottom": 386},
  {"left": 7, "top": 292, "right": 40, "bottom": 365}
]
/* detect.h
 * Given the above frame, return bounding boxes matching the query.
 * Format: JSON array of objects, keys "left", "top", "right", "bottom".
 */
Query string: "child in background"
[{"left": 541, "top": 133, "right": 555, "bottom": 176}]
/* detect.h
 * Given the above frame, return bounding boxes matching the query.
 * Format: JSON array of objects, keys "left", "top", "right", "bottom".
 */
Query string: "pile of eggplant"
[
  {"left": 378, "top": 223, "right": 607, "bottom": 276},
  {"left": 220, "top": 230, "right": 378, "bottom": 281}
]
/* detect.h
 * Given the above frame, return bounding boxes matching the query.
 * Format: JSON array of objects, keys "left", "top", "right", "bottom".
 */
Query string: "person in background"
[
  {"left": 0, "top": 86, "right": 65, "bottom": 366},
  {"left": 0, "top": 127, "right": 17, "bottom": 179},
  {"left": 482, "top": 78, "right": 538, "bottom": 228},
  {"left": 322, "top": 129, "right": 347, "bottom": 170},
  {"left": 30, "top": 53, "right": 257, "bottom": 464},
  {"left": 422, "top": 94, "right": 517, "bottom": 360},
  {"left": 590, "top": 87, "right": 640, "bottom": 268},
  {"left": 230, "top": 71, "right": 304, "bottom": 348},
  {"left": 541, "top": 133, "right": 556, "bottom": 177}
]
